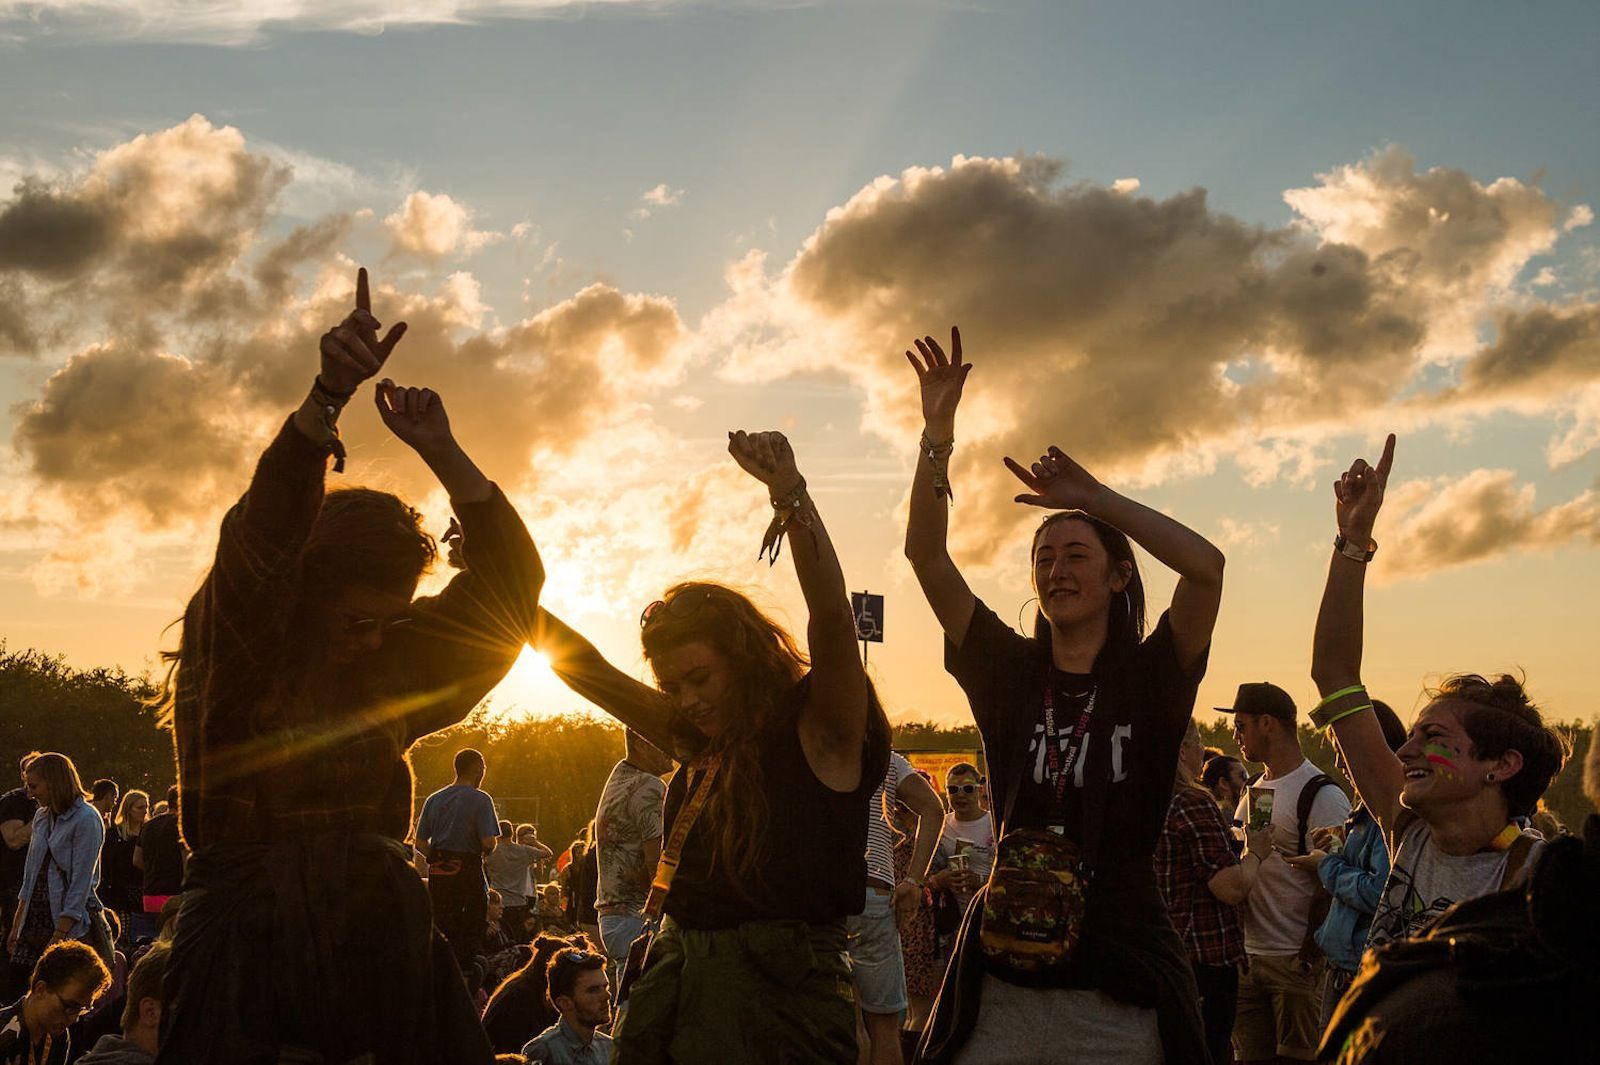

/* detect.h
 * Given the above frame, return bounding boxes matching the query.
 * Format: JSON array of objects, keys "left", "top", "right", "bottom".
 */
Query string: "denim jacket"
[
  {"left": 1314, "top": 804, "right": 1389, "bottom": 972},
  {"left": 17, "top": 796, "right": 104, "bottom": 938}
]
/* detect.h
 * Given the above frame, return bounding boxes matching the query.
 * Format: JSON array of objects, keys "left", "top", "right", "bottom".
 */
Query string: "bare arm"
[
  {"left": 1206, "top": 827, "right": 1271, "bottom": 905},
  {"left": 903, "top": 329, "right": 977, "bottom": 647},
  {"left": 728, "top": 432, "right": 876, "bottom": 789},
  {"left": 642, "top": 836, "right": 661, "bottom": 875},
  {"left": 1311, "top": 435, "right": 1405, "bottom": 835},
  {"left": 1008, "top": 455, "right": 1224, "bottom": 671},
  {"left": 0, "top": 819, "right": 27, "bottom": 851},
  {"left": 900, "top": 771, "right": 945, "bottom": 884},
  {"left": 533, "top": 609, "right": 675, "bottom": 754}
]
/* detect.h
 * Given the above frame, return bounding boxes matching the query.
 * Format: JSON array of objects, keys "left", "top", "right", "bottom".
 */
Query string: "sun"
[{"left": 492, "top": 645, "right": 572, "bottom": 720}]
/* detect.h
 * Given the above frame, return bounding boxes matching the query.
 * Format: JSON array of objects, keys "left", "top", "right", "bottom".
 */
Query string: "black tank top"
[{"left": 661, "top": 675, "right": 889, "bottom": 929}]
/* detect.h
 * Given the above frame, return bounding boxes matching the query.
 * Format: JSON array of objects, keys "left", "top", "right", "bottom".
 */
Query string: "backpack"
[
  {"left": 1249, "top": 770, "right": 1344, "bottom": 963},
  {"left": 1247, "top": 770, "right": 1342, "bottom": 856}
]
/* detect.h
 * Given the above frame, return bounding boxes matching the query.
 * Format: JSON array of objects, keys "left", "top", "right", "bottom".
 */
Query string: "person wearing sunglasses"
[
  {"left": 529, "top": 429, "right": 890, "bottom": 1063},
  {"left": 520, "top": 948, "right": 613, "bottom": 1064},
  {"left": 904, "top": 329, "right": 1224, "bottom": 1065},
  {"left": 0, "top": 939, "right": 110, "bottom": 1065},
  {"left": 152, "top": 269, "right": 544, "bottom": 1065},
  {"left": 930, "top": 764, "right": 994, "bottom": 914}
]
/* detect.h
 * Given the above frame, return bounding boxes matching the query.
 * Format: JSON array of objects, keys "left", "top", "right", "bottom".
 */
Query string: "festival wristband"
[
  {"left": 1309, "top": 684, "right": 1369, "bottom": 728},
  {"left": 920, "top": 431, "right": 955, "bottom": 501},
  {"left": 1319, "top": 703, "right": 1372, "bottom": 731}
]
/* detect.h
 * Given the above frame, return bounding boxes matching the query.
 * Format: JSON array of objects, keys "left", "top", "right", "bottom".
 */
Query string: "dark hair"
[
  {"left": 30, "top": 939, "right": 110, "bottom": 996},
  {"left": 546, "top": 948, "right": 606, "bottom": 1003},
  {"left": 1370, "top": 700, "right": 1406, "bottom": 752},
  {"left": 300, "top": 487, "right": 437, "bottom": 597},
  {"left": 499, "top": 819, "right": 513, "bottom": 837},
  {"left": 640, "top": 581, "right": 810, "bottom": 895},
  {"left": 454, "top": 748, "right": 485, "bottom": 777},
  {"left": 1430, "top": 674, "right": 1566, "bottom": 818},
  {"left": 1029, "top": 512, "right": 1146, "bottom": 653},
  {"left": 516, "top": 823, "right": 536, "bottom": 838},
  {"left": 1200, "top": 754, "right": 1243, "bottom": 792},
  {"left": 91, "top": 779, "right": 118, "bottom": 802},
  {"left": 946, "top": 762, "right": 981, "bottom": 781},
  {"left": 122, "top": 940, "right": 170, "bottom": 1031}
]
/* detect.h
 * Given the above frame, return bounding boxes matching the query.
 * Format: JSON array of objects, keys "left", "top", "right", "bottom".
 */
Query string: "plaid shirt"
[
  {"left": 1155, "top": 785, "right": 1246, "bottom": 967},
  {"left": 173, "top": 417, "right": 543, "bottom": 848}
]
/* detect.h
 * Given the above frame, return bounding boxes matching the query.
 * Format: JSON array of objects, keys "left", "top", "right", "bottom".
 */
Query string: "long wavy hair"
[
  {"left": 640, "top": 581, "right": 808, "bottom": 895},
  {"left": 1030, "top": 510, "right": 1147, "bottom": 659}
]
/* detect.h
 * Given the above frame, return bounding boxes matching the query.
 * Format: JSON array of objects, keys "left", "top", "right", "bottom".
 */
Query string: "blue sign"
[{"left": 851, "top": 592, "right": 884, "bottom": 643}]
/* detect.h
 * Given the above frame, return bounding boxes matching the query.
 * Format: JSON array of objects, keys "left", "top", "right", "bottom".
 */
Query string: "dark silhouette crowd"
[{"left": 2, "top": 274, "right": 1596, "bottom": 1065}]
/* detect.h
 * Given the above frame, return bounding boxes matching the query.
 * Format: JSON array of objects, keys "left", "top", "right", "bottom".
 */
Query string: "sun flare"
[{"left": 492, "top": 645, "right": 576, "bottom": 721}]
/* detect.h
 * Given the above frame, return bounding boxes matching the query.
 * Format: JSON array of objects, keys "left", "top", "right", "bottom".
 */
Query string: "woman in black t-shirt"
[
  {"left": 903, "top": 329, "right": 1224, "bottom": 1065},
  {"left": 531, "top": 430, "right": 890, "bottom": 1064}
]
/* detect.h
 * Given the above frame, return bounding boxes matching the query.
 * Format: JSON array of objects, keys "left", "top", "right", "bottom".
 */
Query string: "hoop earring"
[
  {"left": 1017, "top": 597, "right": 1040, "bottom": 633},
  {"left": 1485, "top": 773, "right": 1496, "bottom": 783}
]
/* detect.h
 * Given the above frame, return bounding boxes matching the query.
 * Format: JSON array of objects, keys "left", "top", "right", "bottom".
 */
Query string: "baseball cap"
[{"left": 1216, "top": 682, "right": 1296, "bottom": 723}]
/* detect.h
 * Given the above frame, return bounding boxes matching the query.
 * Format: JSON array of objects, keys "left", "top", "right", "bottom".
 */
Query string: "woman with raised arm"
[
  {"left": 1308, "top": 438, "right": 1564, "bottom": 959},
  {"left": 155, "top": 269, "right": 544, "bottom": 1065},
  {"left": 527, "top": 430, "right": 890, "bottom": 1064},
  {"left": 902, "top": 329, "right": 1224, "bottom": 1065}
]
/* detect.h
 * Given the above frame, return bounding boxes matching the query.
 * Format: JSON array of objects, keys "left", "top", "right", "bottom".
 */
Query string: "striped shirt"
[{"left": 865, "top": 753, "right": 914, "bottom": 887}]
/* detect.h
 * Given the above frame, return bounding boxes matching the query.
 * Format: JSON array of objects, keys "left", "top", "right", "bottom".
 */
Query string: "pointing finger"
[
  {"left": 951, "top": 326, "right": 962, "bottom": 364},
  {"left": 356, "top": 268, "right": 371, "bottom": 314},
  {"left": 1376, "top": 433, "right": 1397, "bottom": 483}
]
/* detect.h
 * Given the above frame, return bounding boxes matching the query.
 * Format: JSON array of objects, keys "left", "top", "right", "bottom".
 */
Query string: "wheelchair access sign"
[{"left": 851, "top": 592, "right": 884, "bottom": 643}]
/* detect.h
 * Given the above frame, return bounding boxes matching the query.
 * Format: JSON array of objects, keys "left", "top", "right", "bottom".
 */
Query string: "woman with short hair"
[{"left": 1310, "top": 436, "right": 1565, "bottom": 952}]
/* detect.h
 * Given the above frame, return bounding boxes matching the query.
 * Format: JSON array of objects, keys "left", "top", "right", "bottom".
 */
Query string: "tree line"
[{"left": 3, "top": 642, "right": 1594, "bottom": 854}]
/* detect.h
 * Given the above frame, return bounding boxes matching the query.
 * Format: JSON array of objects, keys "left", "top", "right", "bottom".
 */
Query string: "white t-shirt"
[
  {"left": 1233, "top": 758, "right": 1351, "bottom": 956},
  {"left": 865, "top": 753, "right": 914, "bottom": 887},
  {"left": 1366, "top": 819, "right": 1544, "bottom": 948},
  {"left": 937, "top": 810, "right": 996, "bottom": 908}
]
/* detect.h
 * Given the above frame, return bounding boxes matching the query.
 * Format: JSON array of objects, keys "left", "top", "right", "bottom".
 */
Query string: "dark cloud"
[{"left": 1455, "top": 304, "right": 1600, "bottom": 399}]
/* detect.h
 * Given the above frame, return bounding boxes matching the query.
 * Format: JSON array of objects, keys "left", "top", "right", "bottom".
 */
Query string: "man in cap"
[{"left": 1225, "top": 683, "right": 1350, "bottom": 1065}]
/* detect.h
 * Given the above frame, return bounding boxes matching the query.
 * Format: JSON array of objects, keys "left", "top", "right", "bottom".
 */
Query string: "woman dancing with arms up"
[
  {"left": 156, "top": 269, "right": 544, "bottom": 1065},
  {"left": 903, "top": 329, "right": 1224, "bottom": 1065},
  {"left": 529, "top": 430, "right": 890, "bottom": 1064}
]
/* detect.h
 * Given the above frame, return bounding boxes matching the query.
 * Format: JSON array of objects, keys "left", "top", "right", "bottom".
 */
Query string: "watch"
[{"left": 1334, "top": 534, "right": 1376, "bottom": 563}]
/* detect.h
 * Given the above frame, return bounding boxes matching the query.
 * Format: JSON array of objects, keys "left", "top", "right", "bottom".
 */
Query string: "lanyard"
[
  {"left": 1042, "top": 681, "right": 1096, "bottom": 818},
  {"left": 642, "top": 755, "right": 721, "bottom": 920}
]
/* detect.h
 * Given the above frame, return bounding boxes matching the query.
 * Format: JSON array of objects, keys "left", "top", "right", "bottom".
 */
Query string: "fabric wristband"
[
  {"left": 920, "top": 431, "right": 955, "bottom": 501},
  {"left": 1320, "top": 703, "right": 1373, "bottom": 731}
]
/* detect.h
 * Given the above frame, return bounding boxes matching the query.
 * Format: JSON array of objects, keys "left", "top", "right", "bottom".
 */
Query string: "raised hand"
[
  {"left": 1004, "top": 446, "right": 1107, "bottom": 511},
  {"left": 319, "top": 268, "right": 407, "bottom": 395},
  {"left": 728, "top": 430, "right": 802, "bottom": 494},
  {"left": 376, "top": 379, "right": 453, "bottom": 456},
  {"left": 904, "top": 327, "right": 969, "bottom": 436},
  {"left": 1334, "top": 434, "right": 1396, "bottom": 545}
]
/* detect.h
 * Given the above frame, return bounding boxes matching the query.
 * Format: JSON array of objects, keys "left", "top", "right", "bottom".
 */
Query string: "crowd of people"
[{"left": 1, "top": 275, "right": 1596, "bottom": 1064}]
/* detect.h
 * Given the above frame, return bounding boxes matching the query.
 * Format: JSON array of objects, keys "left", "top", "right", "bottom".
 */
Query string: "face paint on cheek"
[{"left": 1423, "top": 742, "right": 1465, "bottom": 782}]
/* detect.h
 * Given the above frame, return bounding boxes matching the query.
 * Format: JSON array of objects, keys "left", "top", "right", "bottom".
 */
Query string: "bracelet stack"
[
  {"left": 920, "top": 432, "right": 955, "bottom": 501},
  {"left": 309, "top": 376, "right": 355, "bottom": 473},
  {"left": 1310, "top": 684, "right": 1372, "bottom": 730},
  {"left": 760, "top": 475, "right": 813, "bottom": 566}
]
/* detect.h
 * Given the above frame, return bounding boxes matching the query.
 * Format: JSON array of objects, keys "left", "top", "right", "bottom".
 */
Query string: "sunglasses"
[
  {"left": 560, "top": 949, "right": 595, "bottom": 964},
  {"left": 946, "top": 782, "right": 984, "bottom": 795},
  {"left": 341, "top": 615, "right": 415, "bottom": 637},
  {"left": 55, "top": 989, "right": 92, "bottom": 1015},
  {"left": 639, "top": 589, "right": 713, "bottom": 629}
]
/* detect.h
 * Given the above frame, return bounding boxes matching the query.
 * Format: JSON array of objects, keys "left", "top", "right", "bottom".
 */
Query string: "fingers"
[
  {"left": 924, "top": 335, "right": 947, "bottom": 365},
  {"left": 335, "top": 327, "right": 380, "bottom": 373},
  {"left": 356, "top": 267, "right": 371, "bottom": 314},
  {"left": 914, "top": 337, "right": 945, "bottom": 368},
  {"left": 377, "top": 321, "right": 407, "bottom": 361},
  {"left": 321, "top": 331, "right": 367, "bottom": 379},
  {"left": 905, "top": 349, "right": 926, "bottom": 376},
  {"left": 1002, "top": 456, "right": 1040, "bottom": 489},
  {"left": 951, "top": 325, "right": 962, "bottom": 365},
  {"left": 1375, "top": 433, "right": 1397, "bottom": 483}
]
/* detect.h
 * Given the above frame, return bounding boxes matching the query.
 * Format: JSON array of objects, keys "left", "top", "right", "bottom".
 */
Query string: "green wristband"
[
  {"left": 1315, "top": 684, "right": 1368, "bottom": 711},
  {"left": 1321, "top": 703, "right": 1373, "bottom": 730}
]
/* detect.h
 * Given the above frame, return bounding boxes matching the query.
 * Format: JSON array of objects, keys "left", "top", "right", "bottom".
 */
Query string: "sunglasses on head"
[
  {"left": 946, "top": 782, "right": 984, "bottom": 795},
  {"left": 560, "top": 949, "right": 594, "bottom": 964},
  {"left": 639, "top": 589, "right": 714, "bottom": 629}
]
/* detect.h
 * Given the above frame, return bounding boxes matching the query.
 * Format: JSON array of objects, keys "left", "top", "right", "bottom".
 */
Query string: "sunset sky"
[{"left": 3, "top": 1, "right": 1599, "bottom": 731}]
